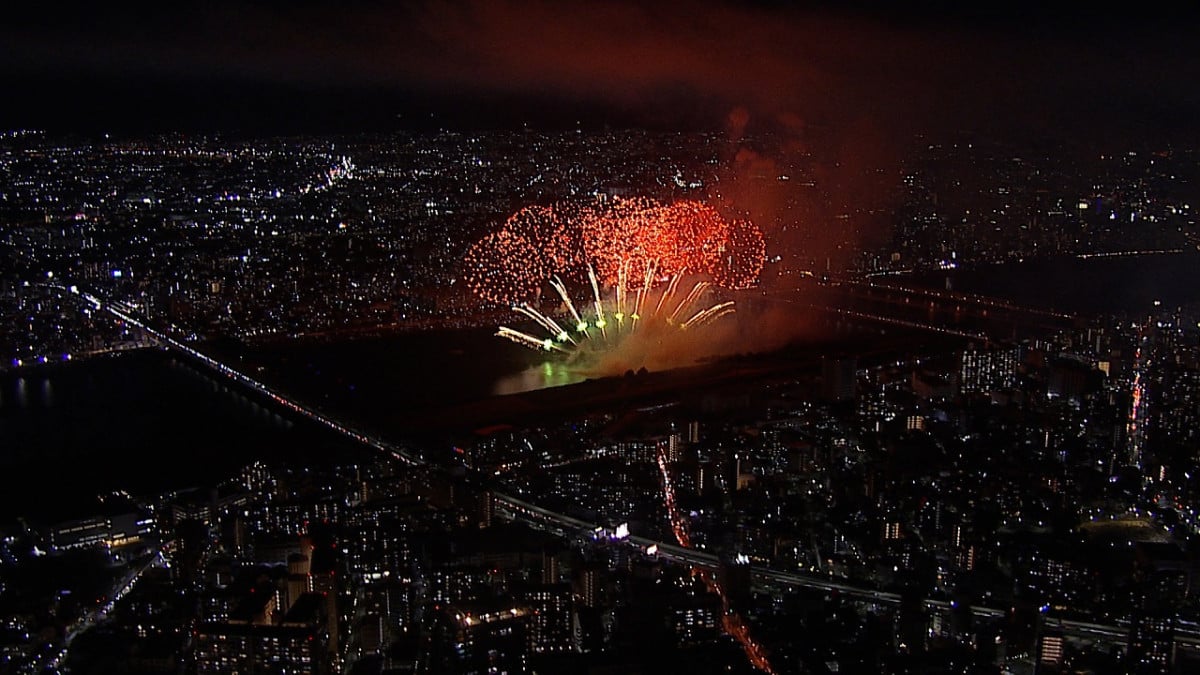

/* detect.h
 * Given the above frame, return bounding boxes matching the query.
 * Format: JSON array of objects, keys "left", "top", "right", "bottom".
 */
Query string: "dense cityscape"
[
  {"left": 1, "top": 125, "right": 1198, "bottom": 674},
  {"left": 3, "top": 4, "right": 1200, "bottom": 675}
]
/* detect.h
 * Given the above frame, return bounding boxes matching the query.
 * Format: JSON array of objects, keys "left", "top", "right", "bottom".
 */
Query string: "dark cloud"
[{"left": 1, "top": 1, "right": 1196, "bottom": 140}]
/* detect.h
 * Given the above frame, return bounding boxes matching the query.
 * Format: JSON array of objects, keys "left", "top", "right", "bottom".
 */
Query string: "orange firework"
[
  {"left": 655, "top": 199, "right": 731, "bottom": 277},
  {"left": 461, "top": 195, "right": 764, "bottom": 306},
  {"left": 712, "top": 218, "right": 766, "bottom": 289},
  {"left": 460, "top": 230, "right": 548, "bottom": 305},
  {"left": 503, "top": 205, "right": 578, "bottom": 272},
  {"left": 580, "top": 196, "right": 668, "bottom": 288}
]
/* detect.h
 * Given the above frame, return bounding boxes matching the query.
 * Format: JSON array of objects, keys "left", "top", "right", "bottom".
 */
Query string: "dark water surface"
[
  {"left": 0, "top": 351, "right": 368, "bottom": 521},
  {"left": 905, "top": 251, "right": 1200, "bottom": 315}
]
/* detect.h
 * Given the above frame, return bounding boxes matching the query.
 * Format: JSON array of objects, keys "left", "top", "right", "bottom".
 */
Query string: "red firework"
[{"left": 461, "top": 196, "right": 764, "bottom": 305}]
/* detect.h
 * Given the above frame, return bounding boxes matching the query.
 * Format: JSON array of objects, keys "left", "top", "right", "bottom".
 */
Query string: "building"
[
  {"left": 821, "top": 355, "right": 857, "bottom": 402},
  {"left": 522, "top": 582, "right": 573, "bottom": 654},
  {"left": 1127, "top": 542, "right": 1192, "bottom": 674},
  {"left": 195, "top": 592, "right": 330, "bottom": 674},
  {"left": 1047, "top": 354, "right": 1098, "bottom": 400},
  {"left": 421, "top": 601, "right": 532, "bottom": 675},
  {"left": 668, "top": 597, "right": 720, "bottom": 647},
  {"left": 958, "top": 343, "right": 1018, "bottom": 394},
  {"left": 573, "top": 563, "right": 604, "bottom": 610},
  {"left": 1037, "top": 631, "right": 1064, "bottom": 670},
  {"left": 49, "top": 509, "right": 154, "bottom": 551}
]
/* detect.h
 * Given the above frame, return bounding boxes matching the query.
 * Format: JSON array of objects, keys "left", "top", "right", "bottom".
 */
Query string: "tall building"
[
  {"left": 310, "top": 546, "right": 341, "bottom": 657},
  {"left": 571, "top": 562, "right": 608, "bottom": 654},
  {"left": 717, "top": 553, "right": 752, "bottom": 612},
  {"left": 1155, "top": 365, "right": 1200, "bottom": 447},
  {"left": 1046, "top": 354, "right": 1097, "bottom": 400},
  {"left": 667, "top": 432, "right": 684, "bottom": 463},
  {"left": 1128, "top": 614, "right": 1174, "bottom": 675},
  {"left": 1127, "top": 542, "right": 1191, "bottom": 674},
  {"left": 358, "top": 612, "right": 385, "bottom": 654},
  {"left": 821, "top": 355, "right": 857, "bottom": 402},
  {"left": 523, "top": 582, "right": 574, "bottom": 654},
  {"left": 573, "top": 563, "right": 604, "bottom": 610},
  {"left": 958, "top": 343, "right": 1018, "bottom": 394}
]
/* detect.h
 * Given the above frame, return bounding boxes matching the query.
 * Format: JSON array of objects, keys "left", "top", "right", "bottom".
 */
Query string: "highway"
[{"left": 36, "top": 545, "right": 170, "bottom": 673}]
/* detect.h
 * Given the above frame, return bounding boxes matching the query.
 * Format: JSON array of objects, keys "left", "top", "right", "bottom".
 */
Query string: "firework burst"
[
  {"left": 495, "top": 269, "right": 736, "bottom": 358},
  {"left": 462, "top": 195, "right": 765, "bottom": 361}
]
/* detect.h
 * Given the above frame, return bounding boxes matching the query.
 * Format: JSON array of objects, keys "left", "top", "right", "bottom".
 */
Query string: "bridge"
[
  {"left": 78, "top": 290, "right": 421, "bottom": 468},
  {"left": 756, "top": 276, "right": 1079, "bottom": 343}
]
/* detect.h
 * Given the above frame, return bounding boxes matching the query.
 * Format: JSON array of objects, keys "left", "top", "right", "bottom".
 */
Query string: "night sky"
[{"left": 1, "top": 1, "right": 1198, "bottom": 142}]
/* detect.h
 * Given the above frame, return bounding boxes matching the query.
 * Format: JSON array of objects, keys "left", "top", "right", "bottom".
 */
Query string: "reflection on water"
[
  {"left": 912, "top": 251, "right": 1200, "bottom": 314},
  {"left": 15, "top": 377, "right": 27, "bottom": 408},
  {"left": 6, "top": 377, "right": 54, "bottom": 408},
  {"left": 491, "top": 360, "right": 588, "bottom": 397}
]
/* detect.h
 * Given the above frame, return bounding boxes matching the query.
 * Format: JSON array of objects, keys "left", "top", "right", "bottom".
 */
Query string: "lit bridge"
[
  {"left": 73, "top": 288, "right": 421, "bottom": 467},
  {"left": 760, "top": 276, "right": 1079, "bottom": 344}
]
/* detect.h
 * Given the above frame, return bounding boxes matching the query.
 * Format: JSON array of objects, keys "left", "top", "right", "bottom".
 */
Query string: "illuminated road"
[
  {"left": 58, "top": 284, "right": 1200, "bottom": 653},
  {"left": 1125, "top": 319, "right": 1153, "bottom": 470},
  {"left": 653, "top": 444, "right": 775, "bottom": 674},
  {"left": 36, "top": 545, "right": 170, "bottom": 673}
]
